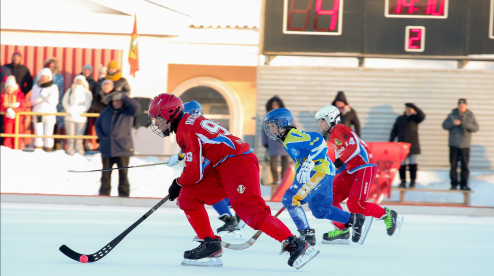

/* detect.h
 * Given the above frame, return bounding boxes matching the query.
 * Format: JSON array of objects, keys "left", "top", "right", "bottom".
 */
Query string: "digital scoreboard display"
[
  {"left": 263, "top": 0, "right": 494, "bottom": 57},
  {"left": 385, "top": 0, "right": 449, "bottom": 18}
]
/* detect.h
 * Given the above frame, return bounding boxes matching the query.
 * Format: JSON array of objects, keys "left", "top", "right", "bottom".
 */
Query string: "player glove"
[
  {"left": 168, "top": 178, "right": 182, "bottom": 201},
  {"left": 296, "top": 160, "right": 315, "bottom": 184},
  {"left": 167, "top": 153, "right": 183, "bottom": 167}
]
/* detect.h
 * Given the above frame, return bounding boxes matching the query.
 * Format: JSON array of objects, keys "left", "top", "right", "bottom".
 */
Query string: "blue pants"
[
  {"left": 282, "top": 171, "right": 350, "bottom": 230},
  {"left": 212, "top": 198, "right": 232, "bottom": 217}
]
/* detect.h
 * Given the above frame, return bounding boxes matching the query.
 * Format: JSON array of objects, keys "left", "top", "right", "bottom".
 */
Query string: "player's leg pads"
[
  {"left": 322, "top": 228, "right": 350, "bottom": 245},
  {"left": 280, "top": 236, "right": 320, "bottom": 270},
  {"left": 182, "top": 236, "right": 223, "bottom": 267}
]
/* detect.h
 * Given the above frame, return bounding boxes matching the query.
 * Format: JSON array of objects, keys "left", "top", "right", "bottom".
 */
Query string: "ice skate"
[
  {"left": 280, "top": 236, "right": 319, "bottom": 270},
  {"left": 298, "top": 229, "right": 316, "bottom": 246},
  {"left": 382, "top": 208, "right": 403, "bottom": 238},
  {"left": 321, "top": 228, "right": 350, "bottom": 245},
  {"left": 234, "top": 213, "right": 246, "bottom": 229},
  {"left": 181, "top": 236, "right": 223, "bottom": 267},
  {"left": 348, "top": 214, "right": 373, "bottom": 245},
  {"left": 217, "top": 214, "right": 242, "bottom": 239}
]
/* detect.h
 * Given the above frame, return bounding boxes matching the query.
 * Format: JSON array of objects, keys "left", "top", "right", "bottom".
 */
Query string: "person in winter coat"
[
  {"left": 261, "top": 96, "right": 290, "bottom": 185},
  {"left": 2, "top": 51, "right": 33, "bottom": 95},
  {"left": 332, "top": 91, "right": 361, "bottom": 137},
  {"left": 98, "top": 66, "right": 107, "bottom": 84},
  {"left": 30, "top": 68, "right": 59, "bottom": 151},
  {"left": 442, "top": 99, "right": 479, "bottom": 191},
  {"left": 62, "top": 75, "right": 92, "bottom": 156},
  {"left": 0, "top": 76, "right": 26, "bottom": 149},
  {"left": 95, "top": 93, "right": 140, "bottom": 197},
  {"left": 389, "top": 103, "right": 426, "bottom": 188},
  {"left": 34, "top": 58, "right": 65, "bottom": 131},
  {"left": 105, "top": 60, "right": 131, "bottom": 94},
  {"left": 81, "top": 64, "right": 99, "bottom": 98},
  {"left": 0, "top": 65, "right": 13, "bottom": 145}
]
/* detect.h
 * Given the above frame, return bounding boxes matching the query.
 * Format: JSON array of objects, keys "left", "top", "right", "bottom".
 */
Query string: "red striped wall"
[{"left": 1, "top": 45, "right": 122, "bottom": 92}]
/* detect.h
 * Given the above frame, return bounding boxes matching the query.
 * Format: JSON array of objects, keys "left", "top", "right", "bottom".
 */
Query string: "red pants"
[
  {"left": 332, "top": 166, "right": 385, "bottom": 229},
  {"left": 177, "top": 153, "right": 292, "bottom": 242},
  {"left": 3, "top": 118, "right": 24, "bottom": 149}
]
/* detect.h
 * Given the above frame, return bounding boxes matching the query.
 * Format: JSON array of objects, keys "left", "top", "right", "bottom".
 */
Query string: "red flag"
[{"left": 128, "top": 14, "right": 139, "bottom": 77}]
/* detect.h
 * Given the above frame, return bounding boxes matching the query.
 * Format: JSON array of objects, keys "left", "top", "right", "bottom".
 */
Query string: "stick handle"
[{"left": 68, "top": 162, "right": 169, "bottom": 173}]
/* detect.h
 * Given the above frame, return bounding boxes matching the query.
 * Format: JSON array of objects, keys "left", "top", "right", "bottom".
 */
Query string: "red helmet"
[{"left": 148, "top": 93, "right": 184, "bottom": 137}]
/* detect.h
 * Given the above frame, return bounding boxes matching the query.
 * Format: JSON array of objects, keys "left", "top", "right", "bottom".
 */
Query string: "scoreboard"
[{"left": 263, "top": 0, "right": 494, "bottom": 57}]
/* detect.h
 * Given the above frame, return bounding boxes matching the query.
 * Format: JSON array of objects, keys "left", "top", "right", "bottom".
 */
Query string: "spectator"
[
  {"left": 34, "top": 58, "right": 65, "bottom": 133},
  {"left": 389, "top": 103, "right": 426, "bottom": 188},
  {"left": 62, "top": 75, "right": 92, "bottom": 156},
  {"left": 30, "top": 68, "right": 59, "bottom": 151},
  {"left": 1, "top": 76, "right": 26, "bottom": 149},
  {"left": 105, "top": 60, "right": 131, "bottom": 94},
  {"left": 98, "top": 66, "right": 107, "bottom": 84},
  {"left": 3, "top": 51, "right": 33, "bottom": 95},
  {"left": 0, "top": 65, "right": 13, "bottom": 145},
  {"left": 442, "top": 99, "right": 479, "bottom": 191},
  {"left": 332, "top": 91, "right": 361, "bottom": 137},
  {"left": 95, "top": 92, "right": 140, "bottom": 197},
  {"left": 81, "top": 65, "right": 99, "bottom": 98},
  {"left": 262, "top": 96, "right": 289, "bottom": 185}
]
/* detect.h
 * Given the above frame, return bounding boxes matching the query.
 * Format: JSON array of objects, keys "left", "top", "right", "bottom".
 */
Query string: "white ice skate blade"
[
  {"left": 357, "top": 216, "right": 374, "bottom": 245},
  {"left": 192, "top": 236, "right": 203, "bottom": 242},
  {"left": 218, "top": 230, "right": 242, "bottom": 239},
  {"left": 293, "top": 246, "right": 320, "bottom": 270},
  {"left": 321, "top": 239, "right": 350, "bottom": 245},
  {"left": 181, "top": 257, "right": 223, "bottom": 267},
  {"left": 392, "top": 215, "right": 404, "bottom": 239},
  {"left": 237, "top": 220, "right": 246, "bottom": 229}
]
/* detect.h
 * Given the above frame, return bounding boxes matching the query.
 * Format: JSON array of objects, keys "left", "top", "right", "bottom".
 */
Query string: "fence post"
[{"left": 14, "top": 112, "right": 20, "bottom": 150}]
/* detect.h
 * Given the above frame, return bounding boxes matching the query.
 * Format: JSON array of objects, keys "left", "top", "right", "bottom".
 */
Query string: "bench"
[{"left": 389, "top": 188, "right": 474, "bottom": 206}]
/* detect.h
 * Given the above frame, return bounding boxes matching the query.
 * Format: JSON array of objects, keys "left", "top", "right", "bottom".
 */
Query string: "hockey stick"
[
  {"left": 68, "top": 162, "right": 169, "bottom": 173},
  {"left": 221, "top": 207, "right": 286, "bottom": 250},
  {"left": 59, "top": 195, "right": 170, "bottom": 263}
]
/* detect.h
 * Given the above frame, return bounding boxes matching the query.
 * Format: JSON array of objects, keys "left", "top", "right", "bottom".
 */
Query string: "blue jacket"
[{"left": 95, "top": 94, "right": 141, "bottom": 158}]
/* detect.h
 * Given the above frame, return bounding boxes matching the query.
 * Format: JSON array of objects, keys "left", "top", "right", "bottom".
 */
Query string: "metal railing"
[{"left": 0, "top": 111, "right": 100, "bottom": 150}]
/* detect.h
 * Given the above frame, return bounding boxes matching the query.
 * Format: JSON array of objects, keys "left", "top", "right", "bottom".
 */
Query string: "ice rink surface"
[{"left": 2, "top": 203, "right": 494, "bottom": 276}]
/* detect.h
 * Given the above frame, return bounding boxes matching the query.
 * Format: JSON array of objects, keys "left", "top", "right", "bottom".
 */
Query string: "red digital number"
[
  {"left": 387, "top": 0, "right": 447, "bottom": 18},
  {"left": 285, "top": 0, "right": 343, "bottom": 34},
  {"left": 314, "top": 0, "right": 341, "bottom": 31},
  {"left": 287, "top": 0, "right": 313, "bottom": 31},
  {"left": 405, "top": 26, "right": 425, "bottom": 52}
]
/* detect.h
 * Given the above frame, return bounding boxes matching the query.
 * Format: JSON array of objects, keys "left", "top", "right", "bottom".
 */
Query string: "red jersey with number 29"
[
  {"left": 330, "top": 124, "right": 377, "bottom": 174},
  {"left": 175, "top": 113, "right": 251, "bottom": 186}
]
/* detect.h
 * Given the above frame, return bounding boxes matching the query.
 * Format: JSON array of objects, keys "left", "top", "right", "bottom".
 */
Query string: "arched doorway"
[
  {"left": 171, "top": 77, "right": 243, "bottom": 137},
  {"left": 180, "top": 86, "right": 230, "bottom": 131}
]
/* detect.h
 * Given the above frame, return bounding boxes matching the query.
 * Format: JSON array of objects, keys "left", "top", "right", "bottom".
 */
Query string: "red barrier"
[{"left": 270, "top": 142, "right": 410, "bottom": 203}]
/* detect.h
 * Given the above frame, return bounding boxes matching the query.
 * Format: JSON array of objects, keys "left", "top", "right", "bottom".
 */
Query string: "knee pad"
[{"left": 347, "top": 199, "right": 366, "bottom": 214}]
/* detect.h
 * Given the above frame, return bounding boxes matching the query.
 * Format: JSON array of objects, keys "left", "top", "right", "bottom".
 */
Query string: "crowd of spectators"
[{"left": 0, "top": 52, "right": 132, "bottom": 156}]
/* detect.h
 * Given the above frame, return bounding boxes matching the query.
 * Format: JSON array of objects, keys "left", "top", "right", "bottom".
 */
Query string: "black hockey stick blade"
[
  {"left": 59, "top": 195, "right": 170, "bottom": 263},
  {"left": 222, "top": 207, "right": 285, "bottom": 250},
  {"left": 68, "top": 162, "right": 169, "bottom": 173}
]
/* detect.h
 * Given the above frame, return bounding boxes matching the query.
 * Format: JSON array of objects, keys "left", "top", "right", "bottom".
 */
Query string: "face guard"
[
  {"left": 148, "top": 94, "right": 183, "bottom": 138},
  {"left": 263, "top": 108, "right": 294, "bottom": 142},
  {"left": 264, "top": 119, "right": 286, "bottom": 141}
]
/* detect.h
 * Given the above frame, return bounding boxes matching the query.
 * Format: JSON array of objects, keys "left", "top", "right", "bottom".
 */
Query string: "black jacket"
[
  {"left": 4, "top": 63, "right": 33, "bottom": 94},
  {"left": 389, "top": 104, "right": 426, "bottom": 154},
  {"left": 332, "top": 91, "right": 361, "bottom": 137},
  {"left": 81, "top": 73, "right": 99, "bottom": 99},
  {"left": 95, "top": 94, "right": 141, "bottom": 158}
]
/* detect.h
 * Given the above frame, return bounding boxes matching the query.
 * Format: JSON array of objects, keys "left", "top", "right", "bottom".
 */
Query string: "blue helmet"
[
  {"left": 183, "top": 101, "right": 203, "bottom": 116},
  {"left": 263, "top": 108, "right": 294, "bottom": 141}
]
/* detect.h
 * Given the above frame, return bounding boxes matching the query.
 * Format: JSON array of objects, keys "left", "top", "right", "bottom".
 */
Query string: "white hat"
[
  {"left": 39, "top": 68, "right": 53, "bottom": 81},
  {"left": 4, "top": 75, "right": 18, "bottom": 90}
]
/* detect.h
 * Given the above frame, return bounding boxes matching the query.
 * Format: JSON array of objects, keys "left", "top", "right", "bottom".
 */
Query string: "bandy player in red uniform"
[
  {"left": 315, "top": 105, "right": 403, "bottom": 244},
  {"left": 147, "top": 94, "right": 318, "bottom": 269}
]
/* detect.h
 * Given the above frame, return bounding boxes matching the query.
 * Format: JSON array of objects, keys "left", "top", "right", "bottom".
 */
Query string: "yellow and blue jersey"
[{"left": 283, "top": 128, "right": 336, "bottom": 176}]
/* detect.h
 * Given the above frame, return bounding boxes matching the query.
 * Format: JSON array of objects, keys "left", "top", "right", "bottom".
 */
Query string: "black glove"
[{"left": 168, "top": 178, "right": 182, "bottom": 201}]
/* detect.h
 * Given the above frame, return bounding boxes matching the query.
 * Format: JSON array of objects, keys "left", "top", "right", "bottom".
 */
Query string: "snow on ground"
[
  {"left": 1, "top": 146, "right": 494, "bottom": 206},
  {"left": 1, "top": 203, "right": 494, "bottom": 276}
]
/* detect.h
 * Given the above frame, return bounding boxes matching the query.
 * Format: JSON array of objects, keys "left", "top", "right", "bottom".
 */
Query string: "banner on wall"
[{"left": 270, "top": 142, "right": 411, "bottom": 203}]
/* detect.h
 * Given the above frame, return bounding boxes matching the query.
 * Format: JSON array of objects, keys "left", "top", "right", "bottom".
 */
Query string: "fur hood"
[{"left": 43, "top": 58, "right": 61, "bottom": 75}]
